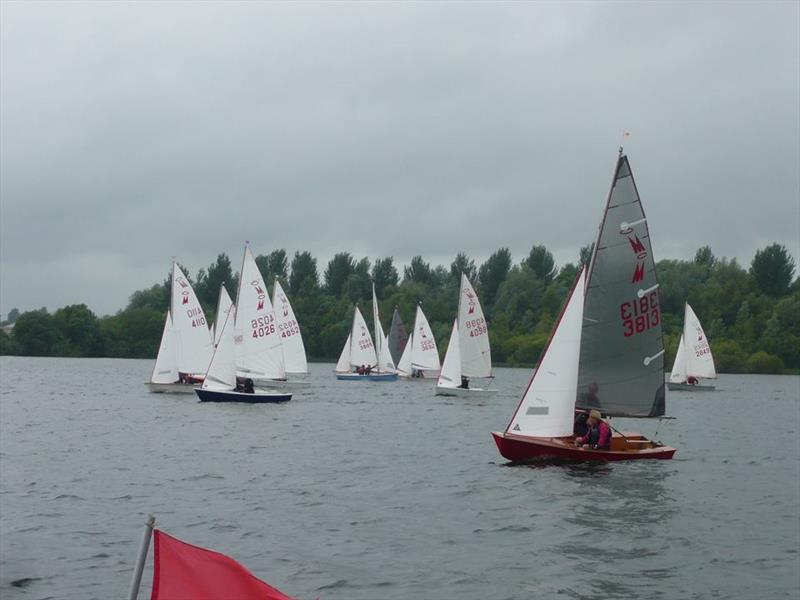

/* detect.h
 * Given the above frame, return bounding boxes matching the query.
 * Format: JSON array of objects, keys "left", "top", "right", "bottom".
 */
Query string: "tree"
[
  {"left": 750, "top": 243, "right": 796, "bottom": 297},
  {"left": 0, "top": 328, "right": 18, "bottom": 355},
  {"left": 12, "top": 309, "right": 67, "bottom": 356},
  {"left": 372, "top": 257, "right": 399, "bottom": 298},
  {"left": 324, "top": 252, "right": 355, "bottom": 296},
  {"left": 53, "top": 304, "right": 103, "bottom": 356},
  {"left": 344, "top": 257, "right": 372, "bottom": 304},
  {"left": 493, "top": 265, "right": 545, "bottom": 334},
  {"left": 403, "top": 256, "right": 435, "bottom": 286},
  {"left": 195, "top": 253, "right": 234, "bottom": 308},
  {"left": 290, "top": 251, "right": 319, "bottom": 296},
  {"left": 524, "top": 245, "right": 556, "bottom": 285},
  {"left": 478, "top": 248, "right": 512, "bottom": 313},
  {"left": 579, "top": 243, "right": 594, "bottom": 267},
  {"left": 6, "top": 308, "right": 19, "bottom": 324},
  {"left": 450, "top": 252, "right": 477, "bottom": 285},
  {"left": 694, "top": 246, "right": 716, "bottom": 268},
  {"left": 255, "top": 249, "right": 289, "bottom": 287}
]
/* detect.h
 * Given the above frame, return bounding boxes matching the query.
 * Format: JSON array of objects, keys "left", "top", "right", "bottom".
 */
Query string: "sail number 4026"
[
  {"left": 620, "top": 292, "right": 660, "bottom": 337},
  {"left": 251, "top": 315, "right": 275, "bottom": 338}
]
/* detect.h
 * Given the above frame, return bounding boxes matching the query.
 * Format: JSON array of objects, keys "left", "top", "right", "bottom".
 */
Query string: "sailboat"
[
  {"left": 387, "top": 308, "right": 409, "bottom": 366},
  {"left": 196, "top": 305, "right": 291, "bottom": 403},
  {"left": 435, "top": 274, "right": 496, "bottom": 397},
  {"left": 667, "top": 303, "right": 716, "bottom": 391},
  {"left": 493, "top": 151, "right": 676, "bottom": 461},
  {"left": 335, "top": 286, "right": 398, "bottom": 381},
  {"left": 272, "top": 279, "right": 308, "bottom": 376},
  {"left": 146, "top": 262, "right": 213, "bottom": 393},
  {"left": 233, "top": 245, "right": 287, "bottom": 389},
  {"left": 396, "top": 304, "right": 441, "bottom": 379}
]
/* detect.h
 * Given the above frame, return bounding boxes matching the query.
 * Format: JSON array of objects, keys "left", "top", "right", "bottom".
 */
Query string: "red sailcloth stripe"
[{"left": 150, "top": 530, "right": 295, "bottom": 600}]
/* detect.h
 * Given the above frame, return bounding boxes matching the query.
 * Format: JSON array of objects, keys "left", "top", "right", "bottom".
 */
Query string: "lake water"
[{"left": 0, "top": 357, "right": 798, "bottom": 600}]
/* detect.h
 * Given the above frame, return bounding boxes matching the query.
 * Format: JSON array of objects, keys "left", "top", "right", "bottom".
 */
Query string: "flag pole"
[{"left": 127, "top": 515, "right": 155, "bottom": 600}]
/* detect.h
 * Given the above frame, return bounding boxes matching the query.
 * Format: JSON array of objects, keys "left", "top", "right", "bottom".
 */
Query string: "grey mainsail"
[
  {"left": 387, "top": 308, "right": 409, "bottom": 366},
  {"left": 577, "top": 152, "right": 666, "bottom": 417}
]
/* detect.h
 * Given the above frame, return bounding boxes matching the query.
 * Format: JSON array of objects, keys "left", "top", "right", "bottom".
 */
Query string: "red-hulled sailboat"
[{"left": 492, "top": 150, "right": 676, "bottom": 462}]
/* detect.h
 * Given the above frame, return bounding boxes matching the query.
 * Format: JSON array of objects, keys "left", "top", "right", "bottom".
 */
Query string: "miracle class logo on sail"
[{"left": 619, "top": 232, "right": 660, "bottom": 338}]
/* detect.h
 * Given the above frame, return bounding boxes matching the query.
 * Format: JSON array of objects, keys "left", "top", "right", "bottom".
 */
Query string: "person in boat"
[
  {"left": 573, "top": 411, "right": 589, "bottom": 437},
  {"left": 243, "top": 378, "right": 254, "bottom": 394},
  {"left": 687, "top": 375, "right": 699, "bottom": 385},
  {"left": 459, "top": 375, "right": 469, "bottom": 389},
  {"left": 574, "top": 410, "right": 611, "bottom": 450},
  {"left": 366, "top": 364, "right": 372, "bottom": 375}
]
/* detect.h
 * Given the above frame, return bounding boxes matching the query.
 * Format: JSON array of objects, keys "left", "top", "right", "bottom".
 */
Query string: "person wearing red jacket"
[{"left": 574, "top": 409, "right": 611, "bottom": 450}]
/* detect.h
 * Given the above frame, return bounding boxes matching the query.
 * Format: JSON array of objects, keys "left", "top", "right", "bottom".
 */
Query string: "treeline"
[{"left": 1, "top": 244, "right": 798, "bottom": 374}]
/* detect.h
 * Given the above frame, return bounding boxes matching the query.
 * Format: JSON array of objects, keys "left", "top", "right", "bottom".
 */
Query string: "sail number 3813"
[{"left": 620, "top": 292, "right": 660, "bottom": 337}]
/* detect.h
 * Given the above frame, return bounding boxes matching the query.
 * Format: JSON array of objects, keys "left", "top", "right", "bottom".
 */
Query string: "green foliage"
[
  {"left": 524, "top": 245, "right": 556, "bottom": 285},
  {"left": 751, "top": 243, "right": 796, "bottom": 298},
  {"left": 746, "top": 351, "right": 784, "bottom": 374},
  {"left": 6, "top": 243, "right": 797, "bottom": 373},
  {"left": 579, "top": 243, "right": 594, "bottom": 267},
  {"left": 255, "top": 249, "right": 289, "bottom": 289}
]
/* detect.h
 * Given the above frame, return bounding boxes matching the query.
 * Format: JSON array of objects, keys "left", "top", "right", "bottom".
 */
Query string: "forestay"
[
  {"left": 212, "top": 286, "right": 234, "bottom": 346},
  {"left": 577, "top": 153, "right": 666, "bottom": 417},
  {"left": 410, "top": 305, "right": 441, "bottom": 371},
  {"left": 170, "top": 262, "right": 213, "bottom": 375},
  {"left": 273, "top": 280, "right": 308, "bottom": 374},
  {"left": 387, "top": 308, "right": 409, "bottom": 366},
  {"left": 458, "top": 274, "right": 492, "bottom": 378},
  {"left": 437, "top": 320, "right": 461, "bottom": 389},
  {"left": 670, "top": 335, "right": 688, "bottom": 383},
  {"left": 335, "top": 334, "right": 351, "bottom": 373},
  {"left": 683, "top": 303, "right": 716, "bottom": 379},
  {"left": 202, "top": 310, "right": 237, "bottom": 391},
  {"left": 349, "top": 306, "right": 378, "bottom": 369},
  {"left": 372, "top": 284, "right": 395, "bottom": 373},
  {"left": 151, "top": 311, "right": 179, "bottom": 384},
  {"left": 234, "top": 246, "right": 286, "bottom": 380},
  {"left": 507, "top": 269, "right": 586, "bottom": 437}
]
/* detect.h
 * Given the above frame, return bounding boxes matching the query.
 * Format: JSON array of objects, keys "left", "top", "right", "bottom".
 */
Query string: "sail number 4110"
[{"left": 620, "top": 292, "right": 660, "bottom": 337}]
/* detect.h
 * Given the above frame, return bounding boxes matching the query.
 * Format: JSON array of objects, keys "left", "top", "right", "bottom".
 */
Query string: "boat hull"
[
  {"left": 195, "top": 389, "right": 292, "bottom": 403},
  {"left": 145, "top": 382, "right": 198, "bottom": 394},
  {"left": 336, "top": 372, "right": 398, "bottom": 381},
  {"left": 251, "top": 378, "right": 312, "bottom": 390},
  {"left": 435, "top": 385, "right": 497, "bottom": 399},
  {"left": 492, "top": 431, "right": 676, "bottom": 462},
  {"left": 667, "top": 382, "right": 715, "bottom": 391}
]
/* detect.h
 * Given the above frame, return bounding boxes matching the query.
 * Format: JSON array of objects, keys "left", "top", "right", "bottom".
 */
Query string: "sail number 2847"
[{"left": 620, "top": 291, "right": 660, "bottom": 337}]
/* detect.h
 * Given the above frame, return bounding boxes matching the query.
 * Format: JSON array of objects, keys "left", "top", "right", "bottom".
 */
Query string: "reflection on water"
[{"left": 0, "top": 358, "right": 798, "bottom": 600}]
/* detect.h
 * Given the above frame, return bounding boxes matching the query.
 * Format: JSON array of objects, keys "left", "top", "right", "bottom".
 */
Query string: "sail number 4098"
[
  {"left": 620, "top": 292, "right": 660, "bottom": 337},
  {"left": 465, "top": 317, "right": 487, "bottom": 337}
]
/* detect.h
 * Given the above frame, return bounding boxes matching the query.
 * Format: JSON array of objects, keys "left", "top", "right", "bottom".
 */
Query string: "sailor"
[
  {"left": 687, "top": 375, "right": 699, "bottom": 385},
  {"left": 573, "top": 411, "right": 589, "bottom": 437},
  {"left": 574, "top": 410, "right": 611, "bottom": 450},
  {"left": 243, "top": 378, "right": 255, "bottom": 394},
  {"left": 459, "top": 375, "right": 469, "bottom": 389}
]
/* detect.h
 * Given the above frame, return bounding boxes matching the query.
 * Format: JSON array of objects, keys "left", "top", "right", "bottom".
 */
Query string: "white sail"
[
  {"left": 202, "top": 309, "right": 237, "bottom": 391},
  {"left": 234, "top": 246, "right": 286, "bottom": 380},
  {"left": 669, "top": 335, "right": 688, "bottom": 383},
  {"left": 396, "top": 331, "right": 413, "bottom": 376},
  {"left": 273, "top": 280, "right": 308, "bottom": 374},
  {"left": 457, "top": 274, "right": 492, "bottom": 378},
  {"left": 349, "top": 306, "right": 378, "bottom": 369},
  {"left": 212, "top": 286, "right": 234, "bottom": 346},
  {"left": 437, "top": 319, "right": 462, "bottom": 389},
  {"left": 683, "top": 303, "right": 716, "bottom": 379},
  {"left": 410, "top": 305, "right": 441, "bottom": 371},
  {"left": 507, "top": 268, "right": 586, "bottom": 438},
  {"left": 170, "top": 262, "right": 213, "bottom": 375},
  {"left": 372, "top": 284, "right": 395, "bottom": 373},
  {"left": 335, "top": 334, "right": 351, "bottom": 373},
  {"left": 150, "top": 311, "right": 179, "bottom": 384}
]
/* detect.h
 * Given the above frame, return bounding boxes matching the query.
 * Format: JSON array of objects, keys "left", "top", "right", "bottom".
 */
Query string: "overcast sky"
[{"left": 1, "top": 1, "right": 798, "bottom": 318}]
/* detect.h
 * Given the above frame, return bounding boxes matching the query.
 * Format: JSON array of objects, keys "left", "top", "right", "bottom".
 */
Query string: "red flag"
[{"left": 151, "top": 530, "right": 295, "bottom": 600}]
